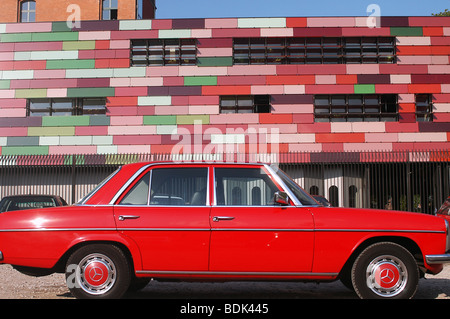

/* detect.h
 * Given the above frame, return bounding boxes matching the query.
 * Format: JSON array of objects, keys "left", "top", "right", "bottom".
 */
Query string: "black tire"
[
  {"left": 65, "top": 244, "right": 131, "bottom": 299},
  {"left": 351, "top": 242, "right": 419, "bottom": 299}
]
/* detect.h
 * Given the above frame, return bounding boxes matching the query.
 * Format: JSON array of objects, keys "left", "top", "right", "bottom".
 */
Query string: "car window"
[
  {"left": 214, "top": 167, "right": 280, "bottom": 206},
  {"left": 149, "top": 167, "right": 208, "bottom": 206},
  {"left": 119, "top": 172, "right": 150, "bottom": 205}
]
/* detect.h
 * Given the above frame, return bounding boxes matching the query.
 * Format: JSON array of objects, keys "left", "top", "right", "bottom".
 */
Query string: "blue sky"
[{"left": 155, "top": 0, "right": 449, "bottom": 19}]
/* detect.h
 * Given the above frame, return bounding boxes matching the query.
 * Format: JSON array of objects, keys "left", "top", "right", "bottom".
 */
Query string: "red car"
[{"left": 0, "top": 162, "right": 449, "bottom": 299}]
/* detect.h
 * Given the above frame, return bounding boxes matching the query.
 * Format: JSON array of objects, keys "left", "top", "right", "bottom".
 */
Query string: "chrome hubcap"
[
  {"left": 366, "top": 255, "right": 408, "bottom": 297},
  {"left": 76, "top": 253, "right": 116, "bottom": 295}
]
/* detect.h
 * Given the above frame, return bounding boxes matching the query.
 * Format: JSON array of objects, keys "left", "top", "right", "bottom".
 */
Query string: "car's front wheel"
[
  {"left": 351, "top": 242, "right": 419, "bottom": 299},
  {"left": 65, "top": 244, "right": 131, "bottom": 299}
]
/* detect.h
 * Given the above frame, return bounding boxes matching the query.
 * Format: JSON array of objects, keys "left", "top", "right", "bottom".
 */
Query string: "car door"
[
  {"left": 209, "top": 165, "right": 314, "bottom": 273},
  {"left": 114, "top": 165, "right": 211, "bottom": 271}
]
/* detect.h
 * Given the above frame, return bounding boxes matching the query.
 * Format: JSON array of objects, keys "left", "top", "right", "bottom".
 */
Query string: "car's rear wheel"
[
  {"left": 65, "top": 244, "right": 131, "bottom": 299},
  {"left": 351, "top": 242, "right": 419, "bottom": 299}
]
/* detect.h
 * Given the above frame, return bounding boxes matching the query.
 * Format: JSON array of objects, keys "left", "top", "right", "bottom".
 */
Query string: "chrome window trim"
[
  {"left": 111, "top": 162, "right": 211, "bottom": 206},
  {"left": 264, "top": 163, "right": 302, "bottom": 206},
  {"left": 78, "top": 167, "right": 121, "bottom": 205}
]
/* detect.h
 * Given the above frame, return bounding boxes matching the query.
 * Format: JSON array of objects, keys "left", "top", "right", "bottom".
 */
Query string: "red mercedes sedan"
[{"left": 0, "top": 162, "right": 449, "bottom": 299}]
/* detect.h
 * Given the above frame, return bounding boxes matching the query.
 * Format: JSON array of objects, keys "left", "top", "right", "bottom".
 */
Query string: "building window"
[
  {"left": 415, "top": 94, "right": 433, "bottom": 122},
  {"left": 314, "top": 94, "right": 398, "bottom": 122},
  {"left": 102, "top": 0, "right": 118, "bottom": 20},
  {"left": 233, "top": 37, "right": 396, "bottom": 65},
  {"left": 20, "top": 0, "right": 36, "bottom": 23},
  {"left": 131, "top": 39, "right": 197, "bottom": 66},
  {"left": 27, "top": 98, "right": 106, "bottom": 116},
  {"left": 220, "top": 95, "right": 271, "bottom": 114}
]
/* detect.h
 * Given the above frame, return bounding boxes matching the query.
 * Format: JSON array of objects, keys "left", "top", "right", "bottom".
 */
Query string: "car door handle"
[
  {"left": 213, "top": 216, "right": 235, "bottom": 222},
  {"left": 118, "top": 215, "right": 140, "bottom": 221}
]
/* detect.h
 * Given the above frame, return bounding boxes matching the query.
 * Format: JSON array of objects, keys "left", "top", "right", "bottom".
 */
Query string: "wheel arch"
[
  {"left": 52, "top": 239, "right": 140, "bottom": 275},
  {"left": 339, "top": 235, "right": 424, "bottom": 281}
]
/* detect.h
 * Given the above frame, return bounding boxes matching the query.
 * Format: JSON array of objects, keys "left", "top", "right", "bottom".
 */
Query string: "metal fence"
[{"left": 0, "top": 150, "right": 448, "bottom": 214}]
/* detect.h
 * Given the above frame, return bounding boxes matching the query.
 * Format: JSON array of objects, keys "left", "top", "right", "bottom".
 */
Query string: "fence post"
[{"left": 71, "top": 154, "right": 76, "bottom": 204}]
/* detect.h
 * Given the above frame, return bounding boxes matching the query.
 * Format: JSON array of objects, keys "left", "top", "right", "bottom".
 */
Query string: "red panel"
[
  {"left": 379, "top": 64, "right": 428, "bottom": 74},
  {"left": 397, "top": 46, "right": 432, "bottom": 55},
  {"left": 375, "top": 84, "right": 409, "bottom": 94},
  {"left": 336, "top": 74, "right": 357, "bottom": 84},
  {"left": 385, "top": 122, "right": 419, "bottom": 133},
  {"left": 316, "top": 133, "right": 365, "bottom": 143},
  {"left": 322, "top": 143, "right": 344, "bottom": 152},
  {"left": 151, "top": 19, "right": 173, "bottom": 29},
  {"left": 408, "top": 17, "right": 450, "bottom": 27},
  {"left": 109, "top": 58, "right": 130, "bottom": 68},
  {"left": 75, "top": 126, "right": 108, "bottom": 136},
  {"left": 106, "top": 96, "right": 138, "bottom": 107},
  {"left": 399, "top": 113, "right": 416, "bottom": 123},
  {"left": 95, "top": 40, "right": 110, "bottom": 49},
  {"left": 110, "top": 30, "right": 158, "bottom": 40},
  {"left": 286, "top": 17, "right": 307, "bottom": 27},
  {"left": 13, "top": 60, "right": 47, "bottom": 70},
  {"left": 305, "top": 84, "right": 354, "bottom": 94},
  {"left": 294, "top": 27, "right": 342, "bottom": 37},
  {"left": 115, "top": 87, "right": 148, "bottom": 97},
  {"left": 423, "top": 27, "right": 444, "bottom": 37},
  {"left": 217, "top": 75, "right": 266, "bottom": 86},
  {"left": 0, "top": 61, "right": 13, "bottom": 70},
  {"left": 398, "top": 103, "right": 415, "bottom": 113},
  {"left": 197, "top": 38, "right": 233, "bottom": 48},
  {"left": 259, "top": 114, "right": 293, "bottom": 124},
  {"left": 292, "top": 114, "right": 314, "bottom": 124},
  {"left": 266, "top": 75, "right": 315, "bottom": 85},
  {"left": 408, "top": 84, "right": 442, "bottom": 94}
]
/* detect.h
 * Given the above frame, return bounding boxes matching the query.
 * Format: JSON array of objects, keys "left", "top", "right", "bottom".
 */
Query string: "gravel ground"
[{"left": 1, "top": 263, "right": 450, "bottom": 299}]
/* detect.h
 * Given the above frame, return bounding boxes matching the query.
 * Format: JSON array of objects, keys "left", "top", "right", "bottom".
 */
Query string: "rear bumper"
[{"left": 425, "top": 254, "right": 450, "bottom": 264}]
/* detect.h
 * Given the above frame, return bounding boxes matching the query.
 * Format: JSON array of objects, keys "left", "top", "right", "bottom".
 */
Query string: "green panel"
[
  {"left": 31, "top": 32, "right": 79, "bottom": 42},
  {"left": 15, "top": 89, "right": 47, "bottom": 98},
  {"left": 390, "top": 27, "right": 423, "bottom": 36},
  {"left": 176, "top": 115, "right": 210, "bottom": 125},
  {"left": 62, "top": 41, "right": 96, "bottom": 50},
  {"left": 89, "top": 116, "right": 110, "bottom": 126},
  {"left": 354, "top": 84, "right": 375, "bottom": 94},
  {"left": 197, "top": 57, "right": 233, "bottom": 67},
  {"left": 67, "top": 87, "right": 114, "bottom": 98},
  {"left": 2, "top": 146, "right": 49, "bottom": 156},
  {"left": 42, "top": 116, "right": 90, "bottom": 127},
  {"left": 184, "top": 76, "right": 217, "bottom": 86},
  {"left": 143, "top": 115, "right": 177, "bottom": 125},
  {"left": 28, "top": 126, "right": 75, "bottom": 136},
  {"left": 47, "top": 59, "right": 95, "bottom": 70},
  {"left": 0, "top": 33, "right": 33, "bottom": 43},
  {"left": 52, "top": 22, "right": 77, "bottom": 32},
  {"left": 0, "top": 80, "right": 10, "bottom": 89}
]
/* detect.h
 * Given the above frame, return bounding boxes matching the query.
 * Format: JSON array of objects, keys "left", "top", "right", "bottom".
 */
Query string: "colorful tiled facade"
[{"left": 0, "top": 16, "right": 449, "bottom": 157}]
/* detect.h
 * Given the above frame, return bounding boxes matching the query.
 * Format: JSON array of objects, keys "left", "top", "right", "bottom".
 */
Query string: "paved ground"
[{"left": 1, "top": 263, "right": 450, "bottom": 299}]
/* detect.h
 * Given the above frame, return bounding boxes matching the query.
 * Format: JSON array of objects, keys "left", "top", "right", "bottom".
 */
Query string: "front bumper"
[{"left": 425, "top": 254, "right": 450, "bottom": 265}]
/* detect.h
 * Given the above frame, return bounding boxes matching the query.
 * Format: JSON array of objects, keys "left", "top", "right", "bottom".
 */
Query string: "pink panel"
[
  {"left": 0, "top": 52, "right": 14, "bottom": 61},
  {"left": 289, "top": 143, "right": 322, "bottom": 152},
  {"left": 227, "top": 65, "right": 277, "bottom": 76},
  {"left": 113, "top": 135, "right": 161, "bottom": 145},
  {"left": 283, "top": 85, "right": 306, "bottom": 94},
  {"left": 0, "top": 127, "right": 28, "bottom": 136},
  {"left": 114, "top": 87, "right": 148, "bottom": 97},
  {"left": 110, "top": 78, "right": 131, "bottom": 87},
  {"left": 78, "top": 31, "right": 111, "bottom": 40},
  {"left": 131, "top": 77, "right": 164, "bottom": 86},
  {"left": 428, "top": 65, "right": 450, "bottom": 74},
  {"left": 298, "top": 64, "right": 347, "bottom": 75},
  {"left": 307, "top": 17, "right": 355, "bottom": 27},
  {"left": 154, "top": 105, "right": 189, "bottom": 115},
  {"left": 365, "top": 133, "right": 398, "bottom": 143},
  {"left": 109, "top": 116, "right": 143, "bottom": 126},
  {"left": 217, "top": 75, "right": 266, "bottom": 86},
  {"left": 297, "top": 123, "right": 331, "bottom": 133},
  {"left": 330, "top": 122, "right": 352, "bottom": 133},
  {"left": 260, "top": 28, "right": 293, "bottom": 37},
  {"left": 33, "top": 69, "right": 65, "bottom": 79},
  {"left": 75, "top": 126, "right": 109, "bottom": 136},
  {"left": 0, "top": 98, "right": 27, "bottom": 108},
  {"left": 151, "top": 19, "right": 173, "bottom": 30},
  {"left": 49, "top": 146, "right": 97, "bottom": 155},
  {"left": 191, "top": 29, "right": 212, "bottom": 38},
  {"left": 0, "top": 90, "right": 15, "bottom": 99},
  {"left": 5, "top": 23, "right": 52, "bottom": 33},
  {"left": 272, "top": 104, "right": 313, "bottom": 114},
  {"left": 209, "top": 113, "right": 259, "bottom": 124},
  {"left": 251, "top": 85, "right": 284, "bottom": 95},
  {"left": 189, "top": 105, "right": 219, "bottom": 114},
  {"left": 248, "top": 124, "right": 298, "bottom": 134},
  {"left": 179, "top": 66, "right": 228, "bottom": 76},
  {"left": 197, "top": 47, "right": 233, "bottom": 57},
  {"left": 205, "top": 18, "right": 238, "bottom": 28},
  {"left": 353, "top": 122, "right": 387, "bottom": 133},
  {"left": 109, "top": 40, "right": 131, "bottom": 49},
  {"left": 0, "top": 109, "right": 26, "bottom": 117},
  {"left": 108, "top": 125, "right": 156, "bottom": 135},
  {"left": 47, "top": 88, "right": 68, "bottom": 97},
  {"left": 346, "top": 64, "right": 380, "bottom": 74},
  {"left": 146, "top": 66, "right": 180, "bottom": 77},
  {"left": 397, "top": 56, "right": 432, "bottom": 65},
  {"left": 212, "top": 28, "right": 260, "bottom": 38},
  {"left": 315, "top": 75, "right": 336, "bottom": 85},
  {"left": 189, "top": 95, "right": 220, "bottom": 105},
  {"left": 107, "top": 106, "right": 138, "bottom": 116}
]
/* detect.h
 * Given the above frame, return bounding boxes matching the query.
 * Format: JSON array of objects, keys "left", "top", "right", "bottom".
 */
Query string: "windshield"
[{"left": 271, "top": 165, "right": 318, "bottom": 206}]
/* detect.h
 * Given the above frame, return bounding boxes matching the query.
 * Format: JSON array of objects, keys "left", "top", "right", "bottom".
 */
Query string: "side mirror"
[{"left": 274, "top": 191, "right": 289, "bottom": 206}]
